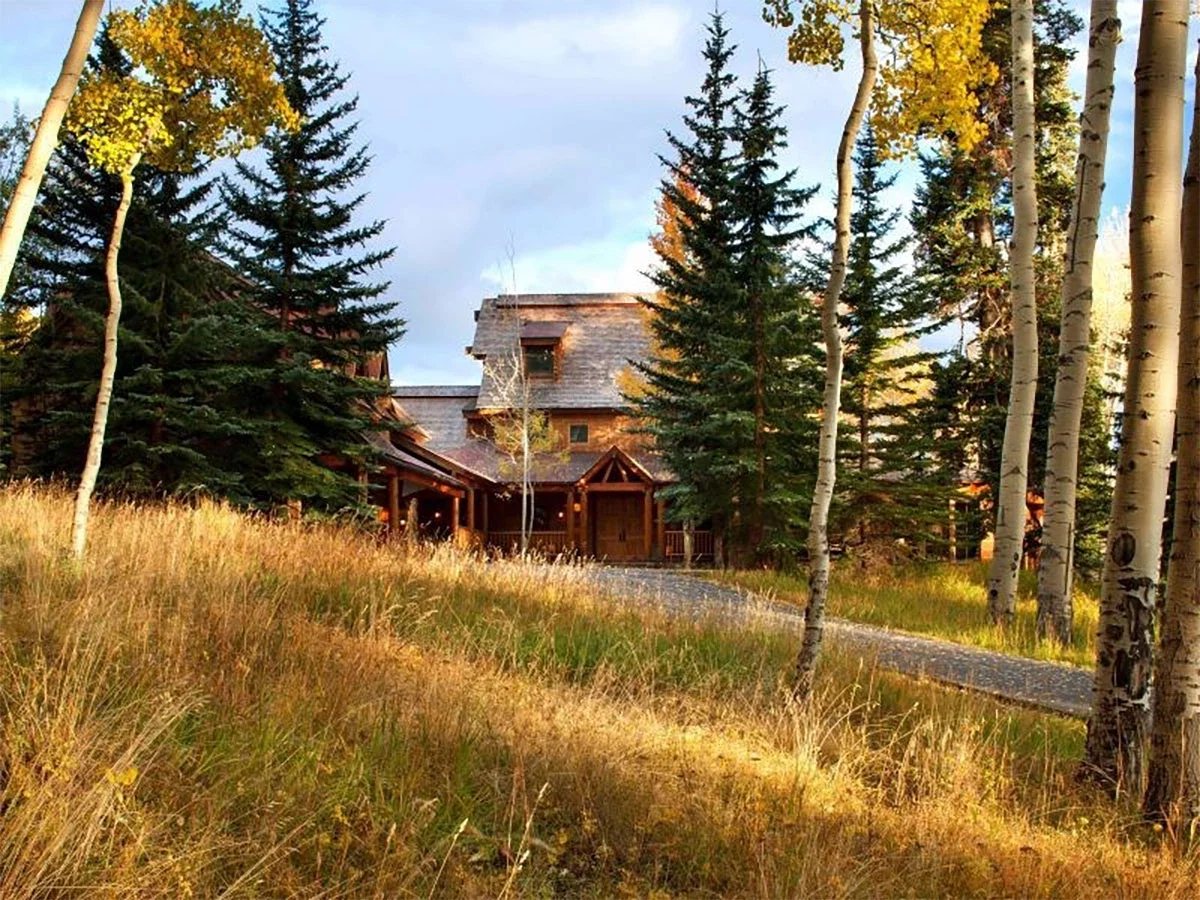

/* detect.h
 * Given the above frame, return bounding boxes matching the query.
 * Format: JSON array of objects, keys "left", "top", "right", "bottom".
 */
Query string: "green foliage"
[
  {"left": 221, "top": 0, "right": 403, "bottom": 510},
  {"left": 631, "top": 14, "right": 821, "bottom": 564}
]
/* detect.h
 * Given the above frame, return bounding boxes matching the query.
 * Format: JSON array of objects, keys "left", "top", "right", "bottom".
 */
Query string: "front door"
[{"left": 593, "top": 493, "right": 645, "bottom": 560}]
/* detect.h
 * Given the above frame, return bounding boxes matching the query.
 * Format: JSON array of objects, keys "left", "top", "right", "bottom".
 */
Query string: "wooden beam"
[
  {"left": 642, "top": 486, "right": 652, "bottom": 559},
  {"left": 655, "top": 497, "right": 666, "bottom": 560},
  {"left": 388, "top": 472, "right": 401, "bottom": 539},
  {"left": 583, "top": 482, "right": 648, "bottom": 493},
  {"left": 579, "top": 489, "right": 589, "bottom": 556}
]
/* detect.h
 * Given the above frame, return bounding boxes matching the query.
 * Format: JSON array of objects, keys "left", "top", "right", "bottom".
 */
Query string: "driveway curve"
[{"left": 583, "top": 566, "right": 1092, "bottom": 718}]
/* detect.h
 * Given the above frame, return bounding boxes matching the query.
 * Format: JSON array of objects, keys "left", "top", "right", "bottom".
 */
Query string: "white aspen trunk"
[
  {"left": 791, "top": 0, "right": 876, "bottom": 702},
  {"left": 0, "top": 0, "right": 104, "bottom": 297},
  {"left": 1144, "top": 39, "right": 1200, "bottom": 829},
  {"left": 70, "top": 159, "right": 139, "bottom": 559},
  {"left": 1083, "top": 0, "right": 1188, "bottom": 793},
  {"left": 1036, "top": 2, "right": 1121, "bottom": 644},
  {"left": 683, "top": 517, "right": 694, "bottom": 570},
  {"left": 986, "top": 0, "right": 1039, "bottom": 626}
]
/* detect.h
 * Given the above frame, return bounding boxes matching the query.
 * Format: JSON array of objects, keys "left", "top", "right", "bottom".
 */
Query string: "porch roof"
[
  {"left": 431, "top": 440, "right": 674, "bottom": 486},
  {"left": 363, "top": 431, "right": 467, "bottom": 489}
]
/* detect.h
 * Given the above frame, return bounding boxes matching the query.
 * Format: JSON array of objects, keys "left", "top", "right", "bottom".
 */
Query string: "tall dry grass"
[{"left": 0, "top": 484, "right": 1195, "bottom": 897}]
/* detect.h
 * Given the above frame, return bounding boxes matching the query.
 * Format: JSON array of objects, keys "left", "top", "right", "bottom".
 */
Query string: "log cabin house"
[{"left": 363, "top": 293, "right": 712, "bottom": 562}]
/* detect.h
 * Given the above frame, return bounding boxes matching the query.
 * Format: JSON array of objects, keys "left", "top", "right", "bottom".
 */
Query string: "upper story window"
[
  {"left": 524, "top": 345, "right": 555, "bottom": 376},
  {"left": 569, "top": 423, "right": 589, "bottom": 444}
]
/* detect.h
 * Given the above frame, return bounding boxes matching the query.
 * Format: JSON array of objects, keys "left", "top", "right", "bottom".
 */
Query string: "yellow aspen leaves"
[
  {"left": 763, "top": 0, "right": 996, "bottom": 158},
  {"left": 66, "top": 0, "right": 299, "bottom": 177}
]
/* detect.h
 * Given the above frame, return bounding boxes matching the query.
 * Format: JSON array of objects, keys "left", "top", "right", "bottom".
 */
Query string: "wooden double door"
[{"left": 592, "top": 493, "right": 645, "bottom": 560}]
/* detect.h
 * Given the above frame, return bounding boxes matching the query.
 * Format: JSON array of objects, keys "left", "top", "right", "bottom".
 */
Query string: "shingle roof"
[
  {"left": 469, "top": 293, "right": 651, "bottom": 410},
  {"left": 392, "top": 386, "right": 478, "bottom": 450},
  {"left": 435, "top": 441, "right": 674, "bottom": 485},
  {"left": 362, "top": 431, "right": 466, "bottom": 488}
]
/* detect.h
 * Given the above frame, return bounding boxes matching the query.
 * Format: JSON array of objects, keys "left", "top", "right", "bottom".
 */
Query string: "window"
[
  {"left": 524, "top": 345, "right": 554, "bottom": 376},
  {"left": 569, "top": 424, "right": 589, "bottom": 444}
]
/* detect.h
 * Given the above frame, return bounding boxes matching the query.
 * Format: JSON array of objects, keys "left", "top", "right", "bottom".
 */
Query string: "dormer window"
[
  {"left": 524, "top": 345, "right": 555, "bottom": 375},
  {"left": 569, "top": 424, "right": 589, "bottom": 444},
  {"left": 519, "top": 321, "right": 568, "bottom": 379}
]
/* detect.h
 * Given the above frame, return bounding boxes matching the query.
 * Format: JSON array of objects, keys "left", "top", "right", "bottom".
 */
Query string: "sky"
[{"left": 0, "top": 1, "right": 1196, "bottom": 385}]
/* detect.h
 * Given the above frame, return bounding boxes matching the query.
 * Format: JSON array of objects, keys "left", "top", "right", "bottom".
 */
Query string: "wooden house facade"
[{"left": 364, "top": 293, "right": 709, "bottom": 562}]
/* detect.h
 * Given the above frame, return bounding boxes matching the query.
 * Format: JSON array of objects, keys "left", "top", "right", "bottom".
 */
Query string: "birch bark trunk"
[
  {"left": 70, "top": 158, "right": 140, "bottom": 558},
  {"left": 1144, "top": 38, "right": 1200, "bottom": 829},
  {"left": 791, "top": 0, "right": 876, "bottom": 702},
  {"left": 1036, "top": 2, "right": 1121, "bottom": 645},
  {"left": 0, "top": 0, "right": 104, "bottom": 297},
  {"left": 986, "top": 0, "right": 1039, "bottom": 626},
  {"left": 1083, "top": 0, "right": 1188, "bottom": 793}
]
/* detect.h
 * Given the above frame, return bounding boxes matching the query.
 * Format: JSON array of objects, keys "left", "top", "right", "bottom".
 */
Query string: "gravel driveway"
[{"left": 584, "top": 566, "right": 1092, "bottom": 718}]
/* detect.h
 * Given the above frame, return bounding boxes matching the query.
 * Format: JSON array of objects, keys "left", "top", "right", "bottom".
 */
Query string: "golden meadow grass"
[
  {"left": 715, "top": 563, "right": 1099, "bottom": 668},
  {"left": 0, "top": 484, "right": 1194, "bottom": 897}
]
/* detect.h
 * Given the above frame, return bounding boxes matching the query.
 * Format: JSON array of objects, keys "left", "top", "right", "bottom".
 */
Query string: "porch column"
[
  {"left": 579, "top": 487, "right": 588, "bottom": 556},
  {"left": 387, "top": 471, "right": 400, "bottom": 539},
  {"left": 655, "top": 496, "right": 666, "bottom": 560},
  {"left": 406, "top": 495, "right": 418, "bottom": 546},
  {"left": 482, "top": 491, "right": 489, "bottom": 536},
  {"left": 452, "top": 494, "right": 461, "bottom": 540},
  {"left": 642, "top": 486, "right": 653, "bottom": 559},
  {"left": 566, "top": 488, "right": 576, "bottom": 550},
  {"left": 467, "top": 487, "right": 476, "bottom": 533},
  {"left": 357, "top": 468, "right": 368, "bottom": 504}
]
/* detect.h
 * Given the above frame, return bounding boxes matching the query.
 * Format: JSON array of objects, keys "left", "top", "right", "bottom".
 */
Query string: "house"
[{"left": 364, "top": 293, "right": 713, "bottom": 562}]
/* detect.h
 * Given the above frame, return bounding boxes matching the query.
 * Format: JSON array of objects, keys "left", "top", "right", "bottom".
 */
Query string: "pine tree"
[
  {"left": 7, "top": 36, "right": 270, "bottom": 500},
  {"left": 811, "top": 126, "right": 942, "bottom": 550},
  {"left": 631, "top": 11, "right": 742, "bottom": 559},
  {"left": 222, "top": 0, "right": 402, "bottom": 511},
  {"left": 729, "top": 63, "right": 821, "bottom": 563}
]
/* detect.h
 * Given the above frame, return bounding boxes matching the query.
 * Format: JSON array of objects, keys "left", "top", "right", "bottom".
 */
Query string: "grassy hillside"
[
  {"left": 715, "top": 564, "right": 1098, "bottom": 668},
  {"left": 0, "top": 486, "right": 1194, "bottom": 897}
]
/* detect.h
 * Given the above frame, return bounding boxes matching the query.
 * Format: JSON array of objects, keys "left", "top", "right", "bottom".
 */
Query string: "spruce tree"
[
  {"left": 729, "top": 64, "right": 820, "bottom": 562},
  {"left": 6, "top": 37, "right": 269, "bottom": 499},
  {"left": 222, "top": 0, "right": 402, "bottom": 511},
  {"left": 631, "top": 11, "right": 742, "bottom": 557},
  {"left": 810, "top": 126, "right": 941, "bottom": 551}
]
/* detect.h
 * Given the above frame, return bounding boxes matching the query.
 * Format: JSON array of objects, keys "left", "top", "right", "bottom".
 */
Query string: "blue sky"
[{"left": 1, "top": 2, "right": 1196, "bottom": 384}]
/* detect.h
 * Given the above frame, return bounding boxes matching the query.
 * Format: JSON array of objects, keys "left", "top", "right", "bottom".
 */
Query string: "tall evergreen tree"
[
  {"left": 222, "top": 0, "right": 402, "bottom": 510},
  {"left": 631, "top": 11, "right": 742, "bottom": 558},
  {"left": 6, "top": 37, "right": 270, "bottom": 500},
  {"left": 729, "top": 63, "right": 821, "bottom": 562},
  {"left": 811, "top": 126, "right": 941, "bottom": 550}
]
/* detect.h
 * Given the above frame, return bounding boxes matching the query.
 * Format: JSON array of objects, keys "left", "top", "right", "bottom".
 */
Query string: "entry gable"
[{"left": 577, "top": 446, "right": 655, "bottom": 486}]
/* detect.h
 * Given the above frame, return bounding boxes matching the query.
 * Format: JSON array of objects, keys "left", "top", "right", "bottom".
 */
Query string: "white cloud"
[{"left": 455, "top": 4, "right": 688, "bottom": 77}]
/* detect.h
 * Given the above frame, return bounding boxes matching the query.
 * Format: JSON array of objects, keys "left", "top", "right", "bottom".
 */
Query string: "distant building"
[{"left": 365, "top": 293, "right": 711, "bottom": 562}]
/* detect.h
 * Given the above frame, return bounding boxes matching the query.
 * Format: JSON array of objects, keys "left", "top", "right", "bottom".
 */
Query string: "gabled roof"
[
  {"left": 391, "top": 385, "right": 478, "bottom": 450},
  {"left": 468, "top": 293, "right": 650, "bottom": 410}
]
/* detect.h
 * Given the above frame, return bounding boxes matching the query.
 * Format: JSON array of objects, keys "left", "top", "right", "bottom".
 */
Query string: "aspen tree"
[
  {"left": 985, "top": 0, "right": 1039, "bottom": 626},
  {"left": 1036, "top": 2, "right": 1121, "bottom": 644},
  {"left": 1083, "top": 0, "right": 1189, "bottom": 793},
  {"left": 65, "top": 0, "right": 297, "bottom": 558},
  {"left": 765, "top": 0, "right": 994, "bottom": 699},
  {"left": 1144, "top": 36, "right": 1200, "bottom": 831},
  {"left": 0, "top": 1, "right": 104, "bottom": 299}
]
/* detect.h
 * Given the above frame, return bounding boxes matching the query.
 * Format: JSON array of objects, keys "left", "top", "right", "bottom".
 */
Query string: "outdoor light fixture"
[
  {"left": 558, "top": 510, "right": 565, "bottom": 518},
  {"left": 573, "top": 502, "right": 581, "bottom": 513}
]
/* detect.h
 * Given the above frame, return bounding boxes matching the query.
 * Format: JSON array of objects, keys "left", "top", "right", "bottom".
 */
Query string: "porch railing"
[
  {"left": 663, "top": 529, "right": 714, "bottom": 560},
  {"left": 487, "top": 530, "right": 570, "bottom": 556}
]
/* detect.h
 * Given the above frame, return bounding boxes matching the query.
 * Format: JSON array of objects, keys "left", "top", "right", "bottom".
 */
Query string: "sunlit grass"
[
  {"left": 0, "top": 484, "right": 1191, "bottom": 897},
  {"left": 715, "top": 562, "right": 1098, "bottom": 668}
]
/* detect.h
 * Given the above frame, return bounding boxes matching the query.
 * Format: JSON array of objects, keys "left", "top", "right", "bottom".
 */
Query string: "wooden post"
[
  {"left": 579, "top": 488, "right": 589, "bottom": 556},
  {"left": 388, "top": 471, "right": 400, "bottom": 539},
  {"left": 482, "top": 491, "right": 489, "bottom": 536},
  {"left": 357, "top": 468, "right": 368, "bottom": 505},
  {"left": 452, "top": 494, "right": 461, "bottom": 540},
  {"left": 642, "top": 486, "right": 652, "bottom": 560},
  {"left": 948, "top": 496, "right": 957, "bottom": 562},
  {"left": 467, "top": 487, "right": 476, "bottom": 534},
  {"left": 655, "top": 496, "right": 666, "bottom": 560},
  {"left": 683, "top": 517, "right": 694, "bottom": 570},
  {"left": 566, "top": 489, "right": 575, "bottom": 550},
  {"left": 406, "top": 495, "right": 418, "bottom": 546}
]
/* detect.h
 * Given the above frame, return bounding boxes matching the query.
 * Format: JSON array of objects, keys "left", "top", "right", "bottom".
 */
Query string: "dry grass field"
[{"left": 0, "top": 485, "right": 1194, "bottom": 897}]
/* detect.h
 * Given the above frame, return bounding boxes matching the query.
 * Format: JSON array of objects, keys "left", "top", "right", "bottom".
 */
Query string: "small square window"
[
  {"left": 524, "top": 345, "right": 554, "bottom": 376},
  {"left": 569, "top": 424, "right": 589, "bottom": 444}
]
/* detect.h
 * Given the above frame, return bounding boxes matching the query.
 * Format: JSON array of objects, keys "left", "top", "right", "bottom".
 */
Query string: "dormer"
[{"left": 520, "top": 321, "right": 568, "bottom": 379}]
